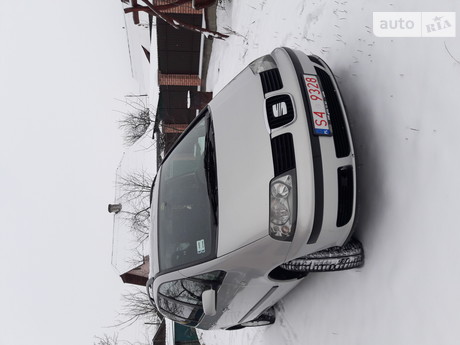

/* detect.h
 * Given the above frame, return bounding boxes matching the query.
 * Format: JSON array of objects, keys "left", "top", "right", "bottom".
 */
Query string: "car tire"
[
  {"left": 269, "top": 265, "right": 308, "bottom": 281},
  {"left": 281, "top": 238, "right": 364, "bottom": 272},
  {"left": 225, "top": 324, "right": 245, "bottom": 331},
  {"left": 227, "top": 307, "right": 276, "bottom": 330}
]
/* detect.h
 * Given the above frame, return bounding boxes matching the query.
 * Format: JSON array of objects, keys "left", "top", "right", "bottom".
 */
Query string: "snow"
[
  {"left": 199, "top": 0, "right": 460, "bottom": 344},
  {"left": 122, "top": 2, "right": 153, "bottom": 95},
  {"left": 149, "top": 17, "right": 161, "bottom": 111},
  {"left": 112, "top": 119, "right": 157, "bottom": 274}
]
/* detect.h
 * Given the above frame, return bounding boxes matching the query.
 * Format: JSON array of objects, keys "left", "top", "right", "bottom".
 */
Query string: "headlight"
[
  {"left": 269, "top": 170, "right": 297, "bottom": 241},
  {"left": 270, "top": 199, "right": 290, "bottom": 225},
  {"left": 249, "top": 55, "right": 277, "bottom": 74}
]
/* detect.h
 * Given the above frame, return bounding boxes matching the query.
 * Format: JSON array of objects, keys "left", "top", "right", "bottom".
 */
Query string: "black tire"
[
  {"left": 281, "top": 238, "right": 364, "bottom": 272},
  {"left": 269, "top": 265, "right": 308, "bottom": 281},
  {"left": 227, "top": 307, "right": 276, "bottom": 330},
  {"left": 226, "top": 324, "right": 245, "bottom": 331}
]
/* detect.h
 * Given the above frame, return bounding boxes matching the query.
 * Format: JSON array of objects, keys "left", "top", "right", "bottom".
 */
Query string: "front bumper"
[{"left": 268, "top": 47, "right": 357, "bottom": 259}]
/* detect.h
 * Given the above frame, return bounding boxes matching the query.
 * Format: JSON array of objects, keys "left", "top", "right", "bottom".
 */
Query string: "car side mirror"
[{"left": 202, "top": 289, "right": 216, "bottom": 316}]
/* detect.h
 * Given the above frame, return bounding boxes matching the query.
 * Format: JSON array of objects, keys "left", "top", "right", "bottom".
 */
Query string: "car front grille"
[
  {"left": 271, "top": 133, "right": 296, "bottom": 176},
  {"left": 315, "top": 67, "right": 351, "bottom": 158},
  {"left": 336, "top": 166, "right": 354, "bottom": 227},
  {"left": 260, "top": 68, "right": 283, "bottom": 94},
  {"left": 266, "top": 94, "right": 295, "bottom": 129}
]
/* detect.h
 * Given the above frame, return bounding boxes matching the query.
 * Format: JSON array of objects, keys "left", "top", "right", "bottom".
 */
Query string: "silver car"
[{"left": 147, "top": 47, "right": 363, "bottom": 330}]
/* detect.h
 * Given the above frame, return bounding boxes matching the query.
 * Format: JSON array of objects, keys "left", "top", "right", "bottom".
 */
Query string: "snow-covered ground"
[{"left": 200, "top": 1, "right": 460, "bottom": 344}]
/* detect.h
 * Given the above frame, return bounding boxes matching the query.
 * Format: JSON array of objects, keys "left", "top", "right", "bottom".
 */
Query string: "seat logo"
[{"left": 272, "top": 101, "right": 288, "bottom": 117}]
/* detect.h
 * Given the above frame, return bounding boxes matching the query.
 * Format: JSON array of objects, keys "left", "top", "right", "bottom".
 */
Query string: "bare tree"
[
  {"left": 121, "top": 204, "right": 150, "bottom": 245},
  {"left": 94, "top": 333, "right": 119, "bottom": 345},
  {"left": 118, "top": 98, "right": 153, "bottom": 146},
  {"left": 116, "top": 287, "right": 162, "bottom": 328},
  {"left": 125, "top": 0, "right": 229, "bottom": 40},
  {"left": 117, "top": 171, "right": 153, "bottom": 246},
  {"left": 124, "top": 0, "right": 190, "bottom": 13},
  {"left": 94, "top": 332, "right": 150, "bottom": 345},
  {"left": 117, "top": 97, "right": 185, "bottom": 148},
  {"left": 118, "top": 171, "right": 153, "bottom": 202}
]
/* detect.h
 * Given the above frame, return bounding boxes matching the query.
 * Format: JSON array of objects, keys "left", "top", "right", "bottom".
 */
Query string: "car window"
[
  {"left": 159, "top": 279, "right": 206, "bottom": 305},
  {"left": 158, "top": 271, "right": 226, "bottom": 325},
  {"left": 157, "top": 112, "right": 218, "bottom": 272},
  {"left": 157, "top": 296, "right": 202, "bottom": 325}
]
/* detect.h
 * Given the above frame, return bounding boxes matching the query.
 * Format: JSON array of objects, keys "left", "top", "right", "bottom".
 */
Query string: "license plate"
[{"left": 304, "top": 74, "right": 331, "bottom": 136}]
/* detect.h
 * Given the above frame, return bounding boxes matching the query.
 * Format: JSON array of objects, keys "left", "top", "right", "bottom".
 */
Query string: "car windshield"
[{"left": 157, "top": 111, "right": 218, "bottom": 272}]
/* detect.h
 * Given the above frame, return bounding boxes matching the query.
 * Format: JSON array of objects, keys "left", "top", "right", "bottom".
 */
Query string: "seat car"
[{"left": 146, "top": 47, "right": 363, "bottom": 330}]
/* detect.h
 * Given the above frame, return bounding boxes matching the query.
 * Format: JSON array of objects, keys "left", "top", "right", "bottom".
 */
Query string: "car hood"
[{"left": 209, "top": 67, "right": 274, "bottom": 256}]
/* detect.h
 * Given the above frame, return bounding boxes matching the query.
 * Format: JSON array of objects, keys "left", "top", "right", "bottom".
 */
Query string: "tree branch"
[
  {"left": 140, "top": 0, "right": 229, "bottom": 39},
  {"left": 124, "top": 0, "right": 190, "bottom": 14}
]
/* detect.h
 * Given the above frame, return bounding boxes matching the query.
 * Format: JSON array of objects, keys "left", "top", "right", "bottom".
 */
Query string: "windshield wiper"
[{"left": 203, "top": 118, "right": 218, "bottom": 226}]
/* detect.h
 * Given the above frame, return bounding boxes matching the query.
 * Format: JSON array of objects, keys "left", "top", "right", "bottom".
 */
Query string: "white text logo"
[{"left": 373, "top": 12, "right": 456, "bottom": 37}]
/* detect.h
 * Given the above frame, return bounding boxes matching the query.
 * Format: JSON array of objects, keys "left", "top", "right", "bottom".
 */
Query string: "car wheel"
[
  {"left": 242, "top": 307, "right": 275, "bottom": 326},
  {"left": 281, "top": 238, "right": 364, "bottom": 272},
  {"left": 227, "top": 307, "right": 276, "bottom": 330},
  {"left": 225, "top": 324, "right": 245, "bottom": 331},
  {"left": 269, "top": 265, "right": 308, "bottom": 281},
  {"left": 241, "top": 319, "right": 273, "bottom": 327}
]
